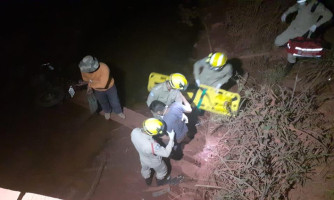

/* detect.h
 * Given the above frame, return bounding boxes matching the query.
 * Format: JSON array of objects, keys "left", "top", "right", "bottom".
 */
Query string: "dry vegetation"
[
  {"left": 302, "top": 50, "right": 334, "bottom": 93},
  {"left": 201, "top": 50, "right": 334, "bottom": 199},
  {"left": 206, "top": 75, "right": 334, "bottom": 199}
]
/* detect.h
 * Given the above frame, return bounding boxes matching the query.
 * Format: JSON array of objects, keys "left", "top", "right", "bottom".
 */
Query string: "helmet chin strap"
[{"left": 210, "top": 66, "right": 224, "bottom": 71}]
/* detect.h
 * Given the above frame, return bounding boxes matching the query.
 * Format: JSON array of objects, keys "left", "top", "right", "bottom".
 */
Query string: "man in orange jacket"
[{"left": 79, "top": 55, "right": 125, "bottom": 120}]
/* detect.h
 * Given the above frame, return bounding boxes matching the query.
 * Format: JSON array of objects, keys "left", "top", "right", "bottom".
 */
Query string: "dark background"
[
  {"left": 0, "top": 0, "right": 202, "bottom": 196},
  {"left": 0, "top": 0, "right": 201, "bottom": 111}
]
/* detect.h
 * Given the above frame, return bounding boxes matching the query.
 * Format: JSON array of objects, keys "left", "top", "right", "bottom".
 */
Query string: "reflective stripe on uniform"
[
  {"left": 293, "top": 53, "right": 321, "bottom": 57},
  {"left": 295, "top": 46, "right": 323, "bottom": 51}
]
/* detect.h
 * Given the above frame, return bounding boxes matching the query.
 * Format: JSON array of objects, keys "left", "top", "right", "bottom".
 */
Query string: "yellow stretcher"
[
  {"left": 147, "top": 72, "right": 170, "bottom": 92},
  {"left": 147, "top": 72, "right": 241, "bottom": 116}
]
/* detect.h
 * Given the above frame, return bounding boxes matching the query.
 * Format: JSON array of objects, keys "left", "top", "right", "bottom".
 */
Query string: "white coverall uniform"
[
  {"left": 193, "top": 57, "right": 233, "bottom": 88},
  {"left": 131, "top": 128, "right": 174, "bottom": 180},
  {"left": 147, "top": 81, "right": 182, "bottom": 107},
  {"left": 275, "top": 1, "right": 333, "bottom": 47}
]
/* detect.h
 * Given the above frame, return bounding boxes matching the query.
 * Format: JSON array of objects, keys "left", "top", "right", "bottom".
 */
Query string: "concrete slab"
[
  {"left": 108, "top": 107, "right": 147, "bottom": 129},
  {"left": 70, "top": 90, "right": 148, "bottom": 129},
  {"left": 22, "top": 193, "right": 62, "bottom": 200},
  {"left": 0, "top": 188, "right": 20, "bottom": 200}
]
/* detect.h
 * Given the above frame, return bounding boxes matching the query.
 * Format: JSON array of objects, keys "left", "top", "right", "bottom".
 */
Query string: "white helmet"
[
  {"left": 79, "top": 55, "right": 99, "bottom": 73},
  {"left": 297, "top": 0, "right": 306, "bottom": 5}
]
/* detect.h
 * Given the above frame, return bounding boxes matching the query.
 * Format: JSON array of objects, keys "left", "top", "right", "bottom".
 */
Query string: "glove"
[
  {"left": 167, "top": 130, "right": 175, "bottom": 140},
  {"left": 195, "top": 79, "right": 200, "bottom": 87},
  {"left": 215, "top": 83, "right": 222, "bottom": 93},
  {"left": 181, "top": 113, "right": 189, "bottom": 124},
  {"left": 309, "top": 24, "right": 317, "bottom": 33},
  {"left": 281, "top": 13, "right": 287, "bottom": 22}
]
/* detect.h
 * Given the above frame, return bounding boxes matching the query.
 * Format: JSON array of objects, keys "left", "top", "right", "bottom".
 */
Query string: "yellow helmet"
[
  {"left": 206, "top": 52, "right": 227, "bottom": 69},
  {"left": 143, "top": 118, "right": 166, "bottom": 136},
  {"left": 169, "top": 73, "right": 188, "bottom": 90}
]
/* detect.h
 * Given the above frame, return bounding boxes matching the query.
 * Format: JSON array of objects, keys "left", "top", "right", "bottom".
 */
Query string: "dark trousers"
[{"left": 94, "top": 84, "right": 122, "bottom": 114}]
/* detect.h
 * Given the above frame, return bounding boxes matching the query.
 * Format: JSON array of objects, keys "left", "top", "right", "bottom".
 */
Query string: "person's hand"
[
  {"left": 167, "top": 130, "right": 175, "bottom": 140},
  {"left": 195, "top": 79, "right": 200, "bottom": 87},
  {"left": 309, "top": 24, "right": 317, "bottom": 33},
  {"left": 281, "top": 13, "right": 287, "bottom": 22},
  {"left": 87, "top": 87, "right": 93, "bottom": 95},
  {"left": 181, "top": 113, "right": 189, "bottom": 124}
]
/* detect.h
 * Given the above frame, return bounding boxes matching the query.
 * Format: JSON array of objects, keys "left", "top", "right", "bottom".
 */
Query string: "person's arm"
[
  {"left": 81, "top": 72, "right": 91, "bottom": 83},
  {"left": 153, "top": 130, "right": 175, "bottom": 157},
  {"left": 180, "top": 94, "right": 192, "bottom": 113},
  {"left": 80, "top": 72, "right": 94, "bottom": 93},
  {"left": 284, "top": 3, "right": 299, "bottom": 17},
  {"left": 147, "top": 83, "right": 164, "bottom": 106},
  {"left": 216, "top": 64, "right": 233, "bottom": 89},
  {"left": 281, "top": 3, "right": 299, "bottom": 22},
  {"left": 147, "top": 90, "right": 157, "bottom": 107},
  {"left": 193, "top": 58, "right": 206, "bottom": 84},
  {"left": 314, "top": 4, "right": 333, "bottom": 28}
]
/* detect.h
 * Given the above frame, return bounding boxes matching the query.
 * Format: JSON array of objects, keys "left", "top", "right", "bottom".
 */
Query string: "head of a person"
[
  {"left": 142, "top": 118, "right": 166, "bottom": 137},
  {"left": 167, "top": 73, "right": 188, "bottom": 91},
  {"left": 78, "top": 55, "right": 99, "bottom": 73},
  {"left": 206, "top": 52, "right": 227, "bottom": 71},
  {"left": 149, "top": 100, "right": 167, "bottom": 116}
]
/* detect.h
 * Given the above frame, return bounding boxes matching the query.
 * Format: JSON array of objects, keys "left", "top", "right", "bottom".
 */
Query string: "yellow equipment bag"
[{"left": 147, "top": 72, "right": 240, "bottom": 116}]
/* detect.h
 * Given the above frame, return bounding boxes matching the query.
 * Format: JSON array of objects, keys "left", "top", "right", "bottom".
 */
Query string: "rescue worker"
[
  {"left": 275, "top": 0, "right": 333, "bottom": 48},
  {"left": 193, "top": 52, "right": 233, "bottom": 92},
  {"left": 149, "top": 93, "right": 192, "bottom": 148},
  {"left": 131, "top": 118, "right": 175, "bottom": 186},
  {"left": 79, "top": 55, "right": 125, "bottom": 120},
  {"left": 146, "top": 73, "right": 190, "bottom": 117}
]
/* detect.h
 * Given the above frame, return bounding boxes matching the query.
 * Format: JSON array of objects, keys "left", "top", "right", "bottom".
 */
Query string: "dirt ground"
[{"left": 1, "top": 0, "right": 334, "bottom": 200}]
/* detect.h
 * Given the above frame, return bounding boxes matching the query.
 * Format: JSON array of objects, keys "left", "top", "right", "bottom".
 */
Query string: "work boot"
[
  {"left": 145, "top": 176, "right": 153, "bottom": 186},
  {"left": 104, "top": 113, "right": 111, "bottom": 120},
  {"left": 117, "top": 113, "right": 125, "bottom": 119},
  {"left": 156, "top": 175, "right": 170, "bottom": 186},
  {"left": 145, "top": 169, "right": 154, "bottom": 186}
]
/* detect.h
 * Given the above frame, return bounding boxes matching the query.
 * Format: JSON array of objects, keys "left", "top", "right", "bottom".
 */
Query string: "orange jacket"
[{"left": 81, "top": 62, "right": 114, "bottom": 91}]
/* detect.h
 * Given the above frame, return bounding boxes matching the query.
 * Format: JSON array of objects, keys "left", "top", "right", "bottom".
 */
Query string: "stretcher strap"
[{"left": 197, "top": 89, "right": 207, "bottom": 109}]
